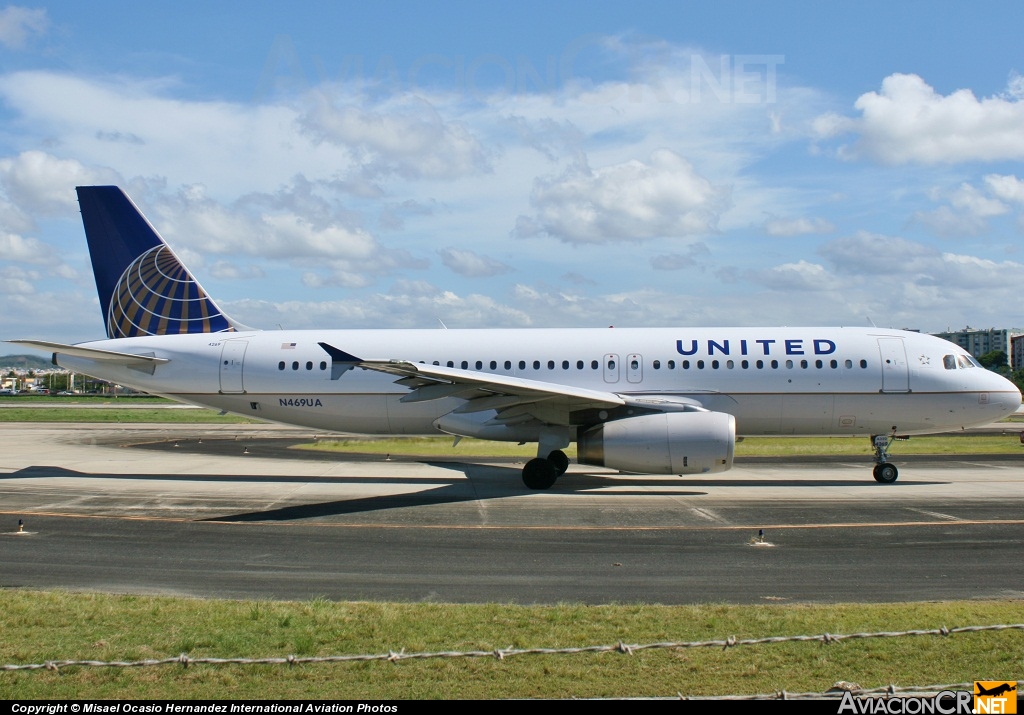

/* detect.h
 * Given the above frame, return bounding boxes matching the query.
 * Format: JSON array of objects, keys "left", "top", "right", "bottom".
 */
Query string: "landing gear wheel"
[
  {"left": 873, "top": 462, "right": 898, "bottom": 484},
  {"left": 547, "top": 449, "right": 570, "bottom": 476},
  {"left": 522, "top": 457, "right": 559, "bottom": 490},
  {"left": 871, "top": 435, "right": 899, "bottom": 484}
]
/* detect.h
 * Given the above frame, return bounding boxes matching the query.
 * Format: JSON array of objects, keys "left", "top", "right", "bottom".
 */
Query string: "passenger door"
[
  {"left": 219, "top": 340, "right": 248, "bottom": 393},
  {"left": 878, "top": 338, "right": 909, "bottom": 393}
]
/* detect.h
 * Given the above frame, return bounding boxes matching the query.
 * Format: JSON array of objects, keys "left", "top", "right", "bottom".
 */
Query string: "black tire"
[
  {"left": 547, "top": 449, "right": 570, "bottom": 475},
  {"left": 873, "top": 462, "right": 898, "bottom": 483},
  {"left": 522, "top": 457, "right": 559, "bottom": 490}
]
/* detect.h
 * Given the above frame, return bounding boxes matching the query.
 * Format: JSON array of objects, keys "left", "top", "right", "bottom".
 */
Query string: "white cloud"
[
  {"left": 7, "top": 39, "right": 1024, "bottom": 337},
  {"left": 764, "top": 216, "right": 835, "bottom": 236},
  {"left": 0, "top": 265, "right": 34, "bottom": 293},
  {"left": 984, "top": 174, "right": 1024, "bottom": 204},
  {"left": 209, "top": 261, "right": 266, "bottom": 280},
  {"left": 261, "top": 213, "right": 377, "bottom": 259},
  {"left": 503, "top": 115, "right": 585, "bottom": 162},
  {"left": 947, "top": 183, "right": 1007, "bottom": 217},
  {"left": 932, "top": 252, "right": 1024, "bottom": 289},
  {"left": 227, "top": 283, "right": 533, "bottom": 330},
  {"left": 51, "top": 263, "right": 78, "bottom": 280},
  {"left": 299, "top": 96, "right": 490, "bottom": 180},
  {"left": 916, "top": 206, "right": 992, "bottom": 237},
  {"left": 817, "top": 231, "right": 1024, "bottom": 289},
  {"left": 750, "top": 260, "right": 837, "bottom": 291},
  {"left": 300, "top": 269, "right": 373, "bottom": 289},
  {"left": 378, "top": 199, "right": 436, "bottom": 231},
  {"left": 911, "top": 182, "right": 1009, "bottom": 237},
  {"left": 650, "top": 242, "right": 710, "bottom": 270},
  {"left": 0, "top": 276, "right": 32, "bottom": 294},
  {"left": 0, "top": 289, "right": 101, "bottom": 342},
  {"left": 651, "top": 253, "right": 698, "bottom": 270},
  {"left": 515, "top": 149, "right": 729, "bottom": 243},
  {"left": 0, "top": 230, "right": 54, "bottom": 264},
  {"left": 0, "top": 151, "right": 120, "bottom": 217},
  {"left": 0, "top": 71, "right": 345, "bottom": 198},
  {"left": 0, "top": 6, "right": 46, "bottom": 50},
  {"left": 819, "top": 232, "right": 937, "bottom": 275},
  {"left": 154, "top": 185, "right": 377, "bottom": 261},
  {"left": 0, "top": 195, "right": 32, "bottom": 233},
  {"left": 438, "top": 247, "right": 512, "bottom": 277},
  {"left": 814, "top": 73, "right": 1024, "bottom": 164},
  {"left": 810, "top": 111, "right": 854, "bottom": 141}
]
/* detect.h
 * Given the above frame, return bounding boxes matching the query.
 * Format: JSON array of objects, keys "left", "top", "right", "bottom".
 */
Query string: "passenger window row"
[
  {"left": 278, "top": 361, "right": 328, "bottom": 371},
  {"left": 276, "top": 357, "right": 871, "bottom": 372},
  {"left": 653, "top": 358, "right": 869, "bottom": 370},
  {"left": 431, "top": 359, "right": 601, "bottom": 370}
]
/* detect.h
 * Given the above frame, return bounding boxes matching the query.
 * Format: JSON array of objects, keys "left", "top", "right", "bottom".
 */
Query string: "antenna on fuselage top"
[
  {"left": 866, "top": 316, "right": 877, "bottom": 328},
  {"left": 437, "top": 319, "right": 448, "bottom": 329}
]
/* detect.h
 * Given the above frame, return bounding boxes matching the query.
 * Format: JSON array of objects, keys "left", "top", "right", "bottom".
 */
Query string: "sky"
[{"left": 3, "top": 1, "right": 1024, "bottom": 351}]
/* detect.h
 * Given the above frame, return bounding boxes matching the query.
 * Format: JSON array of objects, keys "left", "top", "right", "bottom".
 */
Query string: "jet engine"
[{"left": 577, "top": 411, "right": 735, "bottom": 474}]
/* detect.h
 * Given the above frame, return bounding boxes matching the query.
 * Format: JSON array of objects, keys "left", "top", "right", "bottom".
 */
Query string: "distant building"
[
  {"left": 931, "top": 327, "right": 1018, "bottom": 366},
  {"left": 1012, "top": 335, "right": 1024, "bottom": 371}
]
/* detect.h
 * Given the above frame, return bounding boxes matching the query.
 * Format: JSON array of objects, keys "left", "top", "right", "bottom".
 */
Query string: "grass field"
[
  {"left": 294, "top": 433, "right": 1024, "bottom": 458},
  {"left": 0, "top": 407, "right": 259, "bottom": 423},
  {"left": 0, "top": 395, "right": 171, "bottom": 403},
  {"left": 0, "top": 396, "right": 259, "bottom": 423},
  {"left": 0, "top": 592, "right": 1020, "bottom": 699}
]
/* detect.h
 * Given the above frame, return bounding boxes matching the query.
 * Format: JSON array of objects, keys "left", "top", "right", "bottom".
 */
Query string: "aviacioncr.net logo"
[{"left": 837, "top": 690, "right": 974, "bottom": 714}]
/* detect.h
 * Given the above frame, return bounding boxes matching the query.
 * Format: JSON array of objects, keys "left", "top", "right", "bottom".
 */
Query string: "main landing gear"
[
  {"left": 871, "top": 435, "right": 899, "bottom": 483},
  {"left": 522, "top": 450, "right": 569, "bottom": 490}
]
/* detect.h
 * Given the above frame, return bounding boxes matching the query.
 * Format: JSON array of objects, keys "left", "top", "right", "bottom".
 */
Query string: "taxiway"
[{"left": 1, "top": 423, "right": 1022, "bottom": 604}]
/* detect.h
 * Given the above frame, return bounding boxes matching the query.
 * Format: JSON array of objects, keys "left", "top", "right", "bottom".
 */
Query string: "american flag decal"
[{"left": 281, "top": 343, "right": 297, "bottom": 349}]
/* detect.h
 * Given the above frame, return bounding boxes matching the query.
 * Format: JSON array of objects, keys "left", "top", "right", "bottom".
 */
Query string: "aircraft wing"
[{"left": 319, "top": 342, "right": 624, "bottom": 426}]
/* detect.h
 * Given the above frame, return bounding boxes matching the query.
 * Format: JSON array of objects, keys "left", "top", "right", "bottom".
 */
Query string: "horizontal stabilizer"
[{"left": 8, "top": 340, "right": 170, "bottom": 368}]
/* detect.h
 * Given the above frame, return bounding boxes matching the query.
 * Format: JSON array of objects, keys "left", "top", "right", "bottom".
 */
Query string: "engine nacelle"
[{"left": 577, "top": 411, "right": 735, "bottom": 474}]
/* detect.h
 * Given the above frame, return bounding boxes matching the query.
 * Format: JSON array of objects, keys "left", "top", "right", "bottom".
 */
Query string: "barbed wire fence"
[{"left": 3, "top": 622, "right": 1022, "bottom": 699}]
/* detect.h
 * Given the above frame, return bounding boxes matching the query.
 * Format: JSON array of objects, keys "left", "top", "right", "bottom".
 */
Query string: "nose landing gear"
[{"left": 871, "top": 434, "right": 899, "bottom": 483}]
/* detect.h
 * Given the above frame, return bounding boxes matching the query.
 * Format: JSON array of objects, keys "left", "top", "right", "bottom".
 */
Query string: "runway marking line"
[
  {"left": 905, "top": 508, "right": 961, "bottom": 521},
  {"left": 1, "top": 509, "right": 1023, "bottom": 532}
]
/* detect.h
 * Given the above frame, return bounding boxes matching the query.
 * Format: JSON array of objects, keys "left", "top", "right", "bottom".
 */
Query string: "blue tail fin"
[{"left": 76, "top": 186, "right": 243, "bottom": 339}]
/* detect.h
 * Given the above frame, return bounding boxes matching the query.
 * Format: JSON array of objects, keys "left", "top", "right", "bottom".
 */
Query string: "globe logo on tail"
[{"left": 106, "top": 245, "right": 234, "bottom": 338}]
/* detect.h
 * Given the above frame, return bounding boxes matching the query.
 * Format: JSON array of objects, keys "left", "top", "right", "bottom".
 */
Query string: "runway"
[{"left": 1, "top": 423, "right": 1022, "bottom": 604}]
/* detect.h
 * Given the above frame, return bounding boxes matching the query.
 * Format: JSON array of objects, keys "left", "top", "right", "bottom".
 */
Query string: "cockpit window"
[
  {"left": 967, "top": 355, "right": 983, "bottom": 368},
  {"left": 956, "top": 355, "right": 974, "bottom": 369},
  {"left": 943, "top": 355, "right": 956, "bottom": 370}
]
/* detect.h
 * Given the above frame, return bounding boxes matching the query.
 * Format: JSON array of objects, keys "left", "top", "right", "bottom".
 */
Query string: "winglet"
[{"left": 318, "top": 342, "right": 361, "bottom": 380}]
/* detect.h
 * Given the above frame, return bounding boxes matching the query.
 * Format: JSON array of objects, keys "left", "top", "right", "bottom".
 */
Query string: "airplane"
[
  {"left": 975, "top": 683, "right": 1016, "bottom": 698},
  {"left": 9, "top": 186, "right": 1022, "bottom": 489}
]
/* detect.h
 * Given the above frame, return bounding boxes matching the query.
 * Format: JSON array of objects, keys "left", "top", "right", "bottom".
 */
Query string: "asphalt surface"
[{"left": 1, "top": 423, "right": 1022, "bottom": 604}]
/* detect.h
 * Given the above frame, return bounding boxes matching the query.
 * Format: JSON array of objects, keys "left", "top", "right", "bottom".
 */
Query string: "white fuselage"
[{"left": 57, "top": 326, "right": 1022, "bottom": 440}]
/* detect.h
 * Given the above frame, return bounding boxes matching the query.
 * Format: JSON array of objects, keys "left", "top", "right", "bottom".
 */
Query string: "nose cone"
[{"left": 990, "top": 372, "right": 1022, "bottom": 418}]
